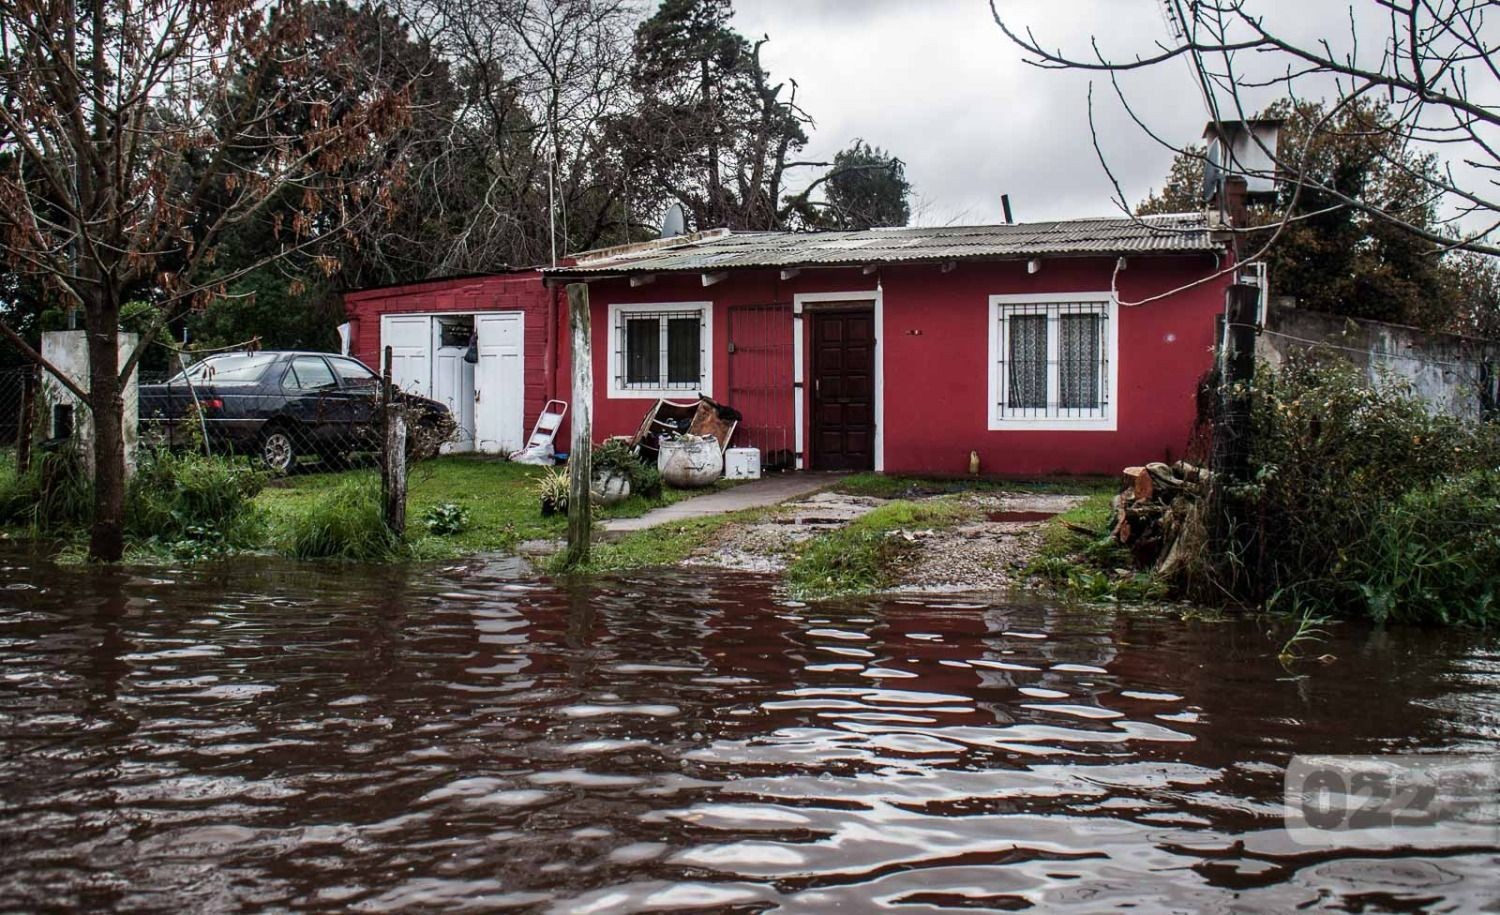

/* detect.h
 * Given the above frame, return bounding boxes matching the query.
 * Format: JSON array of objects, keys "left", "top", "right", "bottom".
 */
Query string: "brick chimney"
[{"left": 1220, "top": 175, "right": 1249, "bottom": 228}]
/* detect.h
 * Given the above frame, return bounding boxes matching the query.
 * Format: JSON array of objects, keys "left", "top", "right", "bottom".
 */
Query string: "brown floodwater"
[{"left": 0, "top": 544, "right": 1496, "bottom": 912}]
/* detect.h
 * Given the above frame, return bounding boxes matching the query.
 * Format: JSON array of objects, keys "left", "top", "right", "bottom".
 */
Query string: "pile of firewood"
[{"left": 1112, "top": 460, "right": 1213, "bottom": 576}]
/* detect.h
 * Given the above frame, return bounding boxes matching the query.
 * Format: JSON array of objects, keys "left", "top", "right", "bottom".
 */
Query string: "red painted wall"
[
  {"left": 584, "top": 254, "right": 1227, "bottom": 476},
  {"left": 343, "top": 253, "right": 1228, "bottom": 476},
  {"left": 343, "top": 271, "right": 563, "bottom": 436}
]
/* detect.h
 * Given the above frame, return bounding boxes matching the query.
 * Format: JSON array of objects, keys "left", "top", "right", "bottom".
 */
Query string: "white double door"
[{"left": 380, "top": 311, "right": 524, "bottom": 454}]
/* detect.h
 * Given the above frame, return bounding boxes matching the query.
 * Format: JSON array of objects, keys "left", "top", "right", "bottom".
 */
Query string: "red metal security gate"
[{"left": 727, "top": 303, "right": 796, "bottom": 470}]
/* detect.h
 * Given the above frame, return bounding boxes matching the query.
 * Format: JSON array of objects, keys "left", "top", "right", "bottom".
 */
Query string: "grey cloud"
[{"left": 728, "top": 0, "right": 1424, "bottom": 226}]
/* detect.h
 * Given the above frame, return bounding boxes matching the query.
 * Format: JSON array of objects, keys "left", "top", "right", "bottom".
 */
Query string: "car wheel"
[{"left": 261, "top": 428, "right": 297, "bottom": 474}]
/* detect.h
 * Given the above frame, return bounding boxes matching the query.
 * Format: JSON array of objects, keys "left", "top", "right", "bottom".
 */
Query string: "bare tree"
[
  {"left": 0, "top": 0, "right": 417, "bottom": 560},
  {"left": 990, "top": 0, "right": 1500, "bottom": 256},
  {"left": 369, "top": 0, "right": 641, "bottom": 277}
]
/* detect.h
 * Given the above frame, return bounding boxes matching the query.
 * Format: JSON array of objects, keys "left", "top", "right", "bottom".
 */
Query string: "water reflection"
[{"left": 0, "top": 546, "right": 1495, "bottom": 911}]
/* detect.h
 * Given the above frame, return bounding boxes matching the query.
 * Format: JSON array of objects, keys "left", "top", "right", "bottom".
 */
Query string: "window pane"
[
  {"left": 329, "top": 356, "right": 379, "bottom": 388},
  {"left": 290, "top": 357, "right": 337, "bottom": 390},
  {"left": 1059, "top": 314, "right": 1101, "bottom": 410},
  {"left": 666, "top": 316, "right": 701, "bottom": 385},
  {"left": 1007, "top": 314, "right": 1048, "bottom": 409},
  {"left": 626, "top": 318, "right": 660, "bottom": 385}
]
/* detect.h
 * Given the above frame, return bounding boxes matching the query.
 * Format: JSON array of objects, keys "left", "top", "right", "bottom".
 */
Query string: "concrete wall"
[
  {"left": 39, "top": 330, "right": 140, "bottom": 476},
  {"left": 1259, "top": 302, "right": 1500, "bottom": 421}
]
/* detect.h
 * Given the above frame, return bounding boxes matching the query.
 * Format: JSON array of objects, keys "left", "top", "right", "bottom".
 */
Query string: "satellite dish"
[{"left": 660, "top": 203, "right": 686, "bottom": 239}]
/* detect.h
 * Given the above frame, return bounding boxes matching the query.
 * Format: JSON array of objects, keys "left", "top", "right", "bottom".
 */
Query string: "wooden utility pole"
[
  {"left": 1209, "top": 282, "right": 1260, "bottom": 587},
  {"left": 381, "top": 346, "right": 407, "bottom": 537},
  {"left": 564, "top": 283, "right": 593, "bottom": 568},
  {"left": 1214, "top": 283, "right": 1259, "bottom": 486}
]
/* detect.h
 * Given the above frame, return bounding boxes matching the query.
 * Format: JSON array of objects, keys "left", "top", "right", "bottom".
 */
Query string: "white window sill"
[
  {"left": 988, "top": 416, "right": 1117, "bottom": 432},
  {"left": 606, "top": 385, "right": 710, "bottom": 400}
]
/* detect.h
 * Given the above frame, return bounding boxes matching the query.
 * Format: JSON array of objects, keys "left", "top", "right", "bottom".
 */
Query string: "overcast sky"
[{"left": 727, "top": 0, "right": 1438, "bottom": 227}]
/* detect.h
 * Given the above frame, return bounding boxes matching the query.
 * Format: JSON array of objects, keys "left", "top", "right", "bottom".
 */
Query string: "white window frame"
[
  {"left": 987, "top": 292, "right": 1118, "bottom": 431},
  {"left": 607, "top": 300, "right": 714, "bottom": 399}
]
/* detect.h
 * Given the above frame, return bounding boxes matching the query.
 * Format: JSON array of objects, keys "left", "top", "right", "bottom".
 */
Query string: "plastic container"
[
  {"left": 657, "top": 437, "right": 723, "bottom": 488},
  {"left": 724, "top": 447, "right": 762, "bottom": 480}
]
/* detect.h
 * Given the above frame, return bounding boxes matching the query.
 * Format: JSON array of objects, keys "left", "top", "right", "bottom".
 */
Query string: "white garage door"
[
  {"left": 474, "top": 312, "right": 525, "bottom": 454},
  {"left": 380, "top": 315, "right": 432, "bottom": 398}
]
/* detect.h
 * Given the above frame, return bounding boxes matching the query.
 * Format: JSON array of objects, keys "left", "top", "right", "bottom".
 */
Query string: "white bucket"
[
  {"left": 724, "top": 447, "right": 761, "bottom": 480},
  {"left": 657, "top": 437, "right": 723, "bottom": 488}
]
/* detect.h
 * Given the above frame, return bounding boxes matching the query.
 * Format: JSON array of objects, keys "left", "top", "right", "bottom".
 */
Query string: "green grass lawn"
[
  {"left": 255, "top": 455, "right": 725, "bottom": 557},
  {"left": 835, "top": 472, "right": 1116, "bottom": 500},
  {"left": 553, "top": 507, "right": 770, "bottom": 575}
]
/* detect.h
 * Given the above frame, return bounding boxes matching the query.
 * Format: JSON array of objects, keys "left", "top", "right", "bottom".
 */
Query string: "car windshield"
[{"left": 170, "top": 353, "right": 278, "bottom": 384}]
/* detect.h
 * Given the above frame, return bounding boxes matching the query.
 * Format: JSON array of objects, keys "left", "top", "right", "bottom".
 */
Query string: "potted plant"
[{"left": 589, "top": 439, "right": 640, "bottom": 506}]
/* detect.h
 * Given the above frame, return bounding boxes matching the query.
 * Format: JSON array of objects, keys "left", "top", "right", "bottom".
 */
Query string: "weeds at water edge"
[
  {"left": 1025, "top": 492, "right": 1169, "bottom": 604},
  {"left": 279, "top": 476, "right": 408, "bottom": 562}
]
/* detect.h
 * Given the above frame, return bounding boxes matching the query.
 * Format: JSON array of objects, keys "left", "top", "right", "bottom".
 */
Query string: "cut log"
[{"left": 1133, "top": 471, "right": 1156, "bottom": 503}]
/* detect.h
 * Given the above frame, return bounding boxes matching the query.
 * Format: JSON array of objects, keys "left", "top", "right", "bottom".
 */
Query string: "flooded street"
[{"left": 1, "top": 545, "right": 1496, "bottom": 912}]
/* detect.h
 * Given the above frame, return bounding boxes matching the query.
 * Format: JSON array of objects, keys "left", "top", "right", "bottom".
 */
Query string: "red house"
[
  {"left": 344, "top": 214, "right": 1233, "bottom": 475},
  {"left": 546, "top": 214, "right": 1231, "bottom": 476}
]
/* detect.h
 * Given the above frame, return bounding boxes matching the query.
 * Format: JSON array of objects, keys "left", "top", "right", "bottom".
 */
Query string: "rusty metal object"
[{"left": 630, "top": 395, "right": 739, "bottom": 465}]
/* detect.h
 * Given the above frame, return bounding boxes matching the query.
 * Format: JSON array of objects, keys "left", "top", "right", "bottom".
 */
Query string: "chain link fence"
[
  {"left": 136, "top": 350, "right": 455, "bottom": 477},
  {"left": 0, "top": 366, "right": 39, "bottom": 479},
  {"left": 3, "top": 350, "right": 455, "bottom": 485}
]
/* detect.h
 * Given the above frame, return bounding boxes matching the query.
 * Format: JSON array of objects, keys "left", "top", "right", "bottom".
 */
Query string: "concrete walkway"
[{"left": 600, "top": 473, "right": 846, "bottom": 534}]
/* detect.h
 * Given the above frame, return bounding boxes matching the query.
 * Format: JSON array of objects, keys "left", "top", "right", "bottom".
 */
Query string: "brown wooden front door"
[{"left": 810, "top": 308, "right": 875, "bottom": 471}]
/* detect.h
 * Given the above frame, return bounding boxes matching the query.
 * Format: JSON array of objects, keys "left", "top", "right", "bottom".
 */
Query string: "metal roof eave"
[{"left": 541, "top": 246, "right": 1222, "bottom": 281}]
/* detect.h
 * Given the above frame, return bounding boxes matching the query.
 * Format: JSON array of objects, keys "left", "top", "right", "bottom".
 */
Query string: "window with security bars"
[
  {"left": 616, "top": 308, "right": 706, "bottom": 392},
  {"left": 992, "top": 299, "right": 1111, "bottom": 424}
]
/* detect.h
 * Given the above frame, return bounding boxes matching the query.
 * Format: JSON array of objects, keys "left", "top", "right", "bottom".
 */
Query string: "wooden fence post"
[
  {"left": 384, "top": 402, "right": 407, "bottom": 536},
  {"left": 564, "top": 282, "right": 593, "bottom": 568},
  {"left": 381, "top": 346, "right": 406, "bottom": 537}
]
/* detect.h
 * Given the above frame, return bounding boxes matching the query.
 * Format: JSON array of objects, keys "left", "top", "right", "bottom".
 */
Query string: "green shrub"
[
  {"left": 126, "top": 449, "right": 266, "bottom": 555},
  {"left": 0, "top": 451, "right": 27, "bottom": 524},
  {"left": 422, "top": 501, "right": 470, "bottom": 536},
  {"left": 1209, "top": 351, "right": 1500, "bottom": 623},
  {"left": 1349, "top": 471, "right": 1500, "bottom": 626},
  {"left": 537, "top": 466, "right": 570, "bottom": 516},
  {"left": 0, "top": 448, "right": 92, "bottom": 532},
  {"left": 282, "top": 477, "right": 406, "bottom": 561},
  {"left": 592, "top": 439, "right": 662, "bottom": 499},
  {"left": 628, "top": 463, "right": 664, "bottom": 501}
]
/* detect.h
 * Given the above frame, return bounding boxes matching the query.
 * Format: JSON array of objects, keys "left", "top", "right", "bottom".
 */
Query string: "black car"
[{"left": 139, "top": 351, "right": 454, "bottom": 473}]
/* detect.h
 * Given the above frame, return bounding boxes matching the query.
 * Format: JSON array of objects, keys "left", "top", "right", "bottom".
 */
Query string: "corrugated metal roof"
[{"left": 547, "top": 213, "right": 1221, "bottom": 276}]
